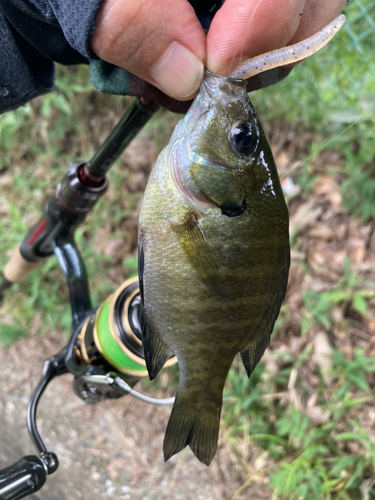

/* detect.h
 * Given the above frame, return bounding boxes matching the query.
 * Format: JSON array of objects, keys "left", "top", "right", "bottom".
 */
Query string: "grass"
[
  {"left": 224, "top": 348, "right": 375, "bottom": 499},
  {"left": 222, "top": 3, "right": 375, "bottom": 496},
  {"left": 1, "top": 1, "right": 375, "bottom": 498}
]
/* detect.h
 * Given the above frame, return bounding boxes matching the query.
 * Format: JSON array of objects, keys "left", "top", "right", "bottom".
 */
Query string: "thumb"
[{"left": 91, "top": 0, "right": 206, "bottom": 100}]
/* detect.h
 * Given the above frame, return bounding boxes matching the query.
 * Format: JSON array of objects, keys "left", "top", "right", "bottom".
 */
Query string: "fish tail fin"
[
  {"left": 163, "top": 394, "right": 220, "bottom": 466},
  {"left": 241, "top": 334, "right": 270, "bottom": 378}
]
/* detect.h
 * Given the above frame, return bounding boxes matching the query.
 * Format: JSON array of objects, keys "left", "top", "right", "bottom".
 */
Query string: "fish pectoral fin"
[
  {"left": 143, "top": 324, "right": 174, "bottom": 380},
  {"left": 163, "top": 393, "right": 220, "bottom": 466},
  {"left": 241, "top": 334, "right": 271, "bottom": 378},
  {"left": 171, "top": 213, "right": 226, "bottom": 301}
]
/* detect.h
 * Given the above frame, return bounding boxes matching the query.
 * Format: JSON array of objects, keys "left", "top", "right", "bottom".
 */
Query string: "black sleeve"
[
  {"left": 0, "top": 11, "right": 55, "bottom": 114},
  {"left": 28, "top": 0, "right": 104, "bottom": 60},
  {"left": 0, "top": 0, "right": 103, "bottom": 115}
]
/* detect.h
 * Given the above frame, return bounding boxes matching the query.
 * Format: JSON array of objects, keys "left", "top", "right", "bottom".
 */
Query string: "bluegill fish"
[
  {"left": 138, "top": 71, "right": 289, "bottom": 465},
  {"left": 138, "top": 15, "right": 345, "bottom": 465}
]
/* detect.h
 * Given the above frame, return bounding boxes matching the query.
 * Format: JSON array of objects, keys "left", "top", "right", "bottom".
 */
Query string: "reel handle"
[{"left": 0, "top": 455, "right": 47, "bottom": 500}]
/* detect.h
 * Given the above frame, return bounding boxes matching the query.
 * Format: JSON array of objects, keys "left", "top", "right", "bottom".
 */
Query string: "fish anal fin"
[
  {"left": 163, "top": 394, "right": 220, "bottom": 466},
  {"left": 143, "top": 324, "right": 173, "bottom": 380},
  {"left": 241, "top": 334, "right": 271, "bottom": 378}
]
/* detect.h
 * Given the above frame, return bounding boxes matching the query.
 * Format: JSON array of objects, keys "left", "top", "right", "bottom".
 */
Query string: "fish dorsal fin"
[
  {"left": 139, "top": 230, "right": 174, "bottom": 380},
  {"left": 241, "top": 256, "right": 290, "bottom": 377}
]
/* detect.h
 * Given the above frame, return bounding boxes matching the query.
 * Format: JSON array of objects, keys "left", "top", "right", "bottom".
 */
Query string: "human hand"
[{"left": 90, "top": 0, "right": 347, "bottom": 101}]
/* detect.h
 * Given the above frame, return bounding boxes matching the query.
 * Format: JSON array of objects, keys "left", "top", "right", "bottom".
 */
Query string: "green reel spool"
[{"left": 77, "top": 277, "right": 177, "bottom": 378}]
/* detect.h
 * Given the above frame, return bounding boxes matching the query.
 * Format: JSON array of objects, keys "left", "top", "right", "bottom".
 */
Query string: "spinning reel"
[
  {"left": 0, "top": 274, "right": 177, "bottom": 500},
  {"left": 72, "top": 276, "right": 176, "bottom": 404}
]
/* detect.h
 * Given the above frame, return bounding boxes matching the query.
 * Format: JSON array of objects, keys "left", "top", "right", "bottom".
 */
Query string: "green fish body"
[{"left": 138, "top": 71, "right": 290, "bottom": 465}]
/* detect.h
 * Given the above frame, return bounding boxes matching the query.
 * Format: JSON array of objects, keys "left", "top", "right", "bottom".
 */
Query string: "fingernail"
[{"left": 149, "top": 42, "right": 204, "bottom": 99}]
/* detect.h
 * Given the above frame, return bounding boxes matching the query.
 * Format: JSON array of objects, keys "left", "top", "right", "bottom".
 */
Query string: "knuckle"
[{"left": 91, "top": 0, "right": 151, "bottom": 63}]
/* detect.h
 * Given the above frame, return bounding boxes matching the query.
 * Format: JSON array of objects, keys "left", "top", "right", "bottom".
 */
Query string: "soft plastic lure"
[{"left": 231, "top": 14, "right": 345, "bottom": 80}]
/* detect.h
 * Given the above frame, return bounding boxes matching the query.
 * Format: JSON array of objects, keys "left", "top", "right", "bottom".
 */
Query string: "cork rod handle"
[{"left": 3, "top": 247, "right": 41, "bottom": 283}]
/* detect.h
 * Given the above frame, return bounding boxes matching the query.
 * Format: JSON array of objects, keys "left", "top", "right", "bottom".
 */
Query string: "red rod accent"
[
  {"left": 57, "top": 194, "right": 79, "bottom": 213},
  {"left": 80, "top": 164, "right": 104, "bottom": 186},
  {"left": 140, "top": 97, "right": 159, "bottom": 110},
  {"left": 27, "top": 219, "right": 47, "bottom": 246}
]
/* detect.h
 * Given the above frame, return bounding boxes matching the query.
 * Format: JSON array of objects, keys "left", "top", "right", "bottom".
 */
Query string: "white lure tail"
[{"left": 231, "top": 14, "right": 345, "bottom": 80}]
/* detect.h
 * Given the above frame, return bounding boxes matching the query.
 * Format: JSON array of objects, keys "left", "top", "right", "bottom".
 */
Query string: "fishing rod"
[
  {"left": 0, "top": 96, "right": 179, "bottom": 500},
  {"left": 0, "top": 96, "right": 157, "bottom": 313}
]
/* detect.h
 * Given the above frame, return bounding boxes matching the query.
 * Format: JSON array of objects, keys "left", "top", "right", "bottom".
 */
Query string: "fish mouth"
[
  {"left": 203, "top": 69, "right": 247, "bottom": 90},
  {"left": 219, "top": 200, "right": 246, "bottom": 217}
]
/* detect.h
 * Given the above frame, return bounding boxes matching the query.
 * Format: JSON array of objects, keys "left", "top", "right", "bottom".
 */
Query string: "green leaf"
[
  {"left": 348, "top": 373, "right": 371, "bottom": 393},
  {"left": 329, "top": 455, "right": 359, "bottom": 477},
  {"left": 319, "top": 478, "right": 341, "bottom": 493},
  {"left": 335, "top": 432, "right": 363, "bottom": 441},
  {"left": 327, "top": 290, "right": 348, "bottom": 304},
  {"left": 122, "top": 255, "right": 138, "bottom": 270},
  {"left": 0, "top": 323, "right": 27, "bottom": 348},
  {"left": 352, "top": 292, "right": 367, "bottom": 314}
]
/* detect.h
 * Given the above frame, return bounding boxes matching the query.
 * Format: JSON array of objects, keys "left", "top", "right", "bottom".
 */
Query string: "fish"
[
  {"left": 138, "top": 71, "right": 289, "bottom": 465},
  {"left": 138, "top": 15, "right": 345, "bottom": 466}
]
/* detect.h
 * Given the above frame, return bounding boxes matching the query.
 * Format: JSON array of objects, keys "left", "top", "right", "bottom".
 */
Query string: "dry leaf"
[
  {"left": 313, "top": 332, "right": 333, "bottom": 385},
  {"left": 314, "top": 176, "right": 337, "bottom": 195}
]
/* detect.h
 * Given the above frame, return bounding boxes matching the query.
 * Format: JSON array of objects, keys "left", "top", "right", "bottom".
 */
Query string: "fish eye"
[{"left": 229, "top": 121, "right": 258, "bottom": 156}]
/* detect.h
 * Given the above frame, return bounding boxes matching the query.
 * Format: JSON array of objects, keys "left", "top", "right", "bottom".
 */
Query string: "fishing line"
[
  {"left": 226, "top": 0, "right": 258, "bottom": 77},
  {"left": 280, "top": 106, "right": 374, "bottom": 179}
]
